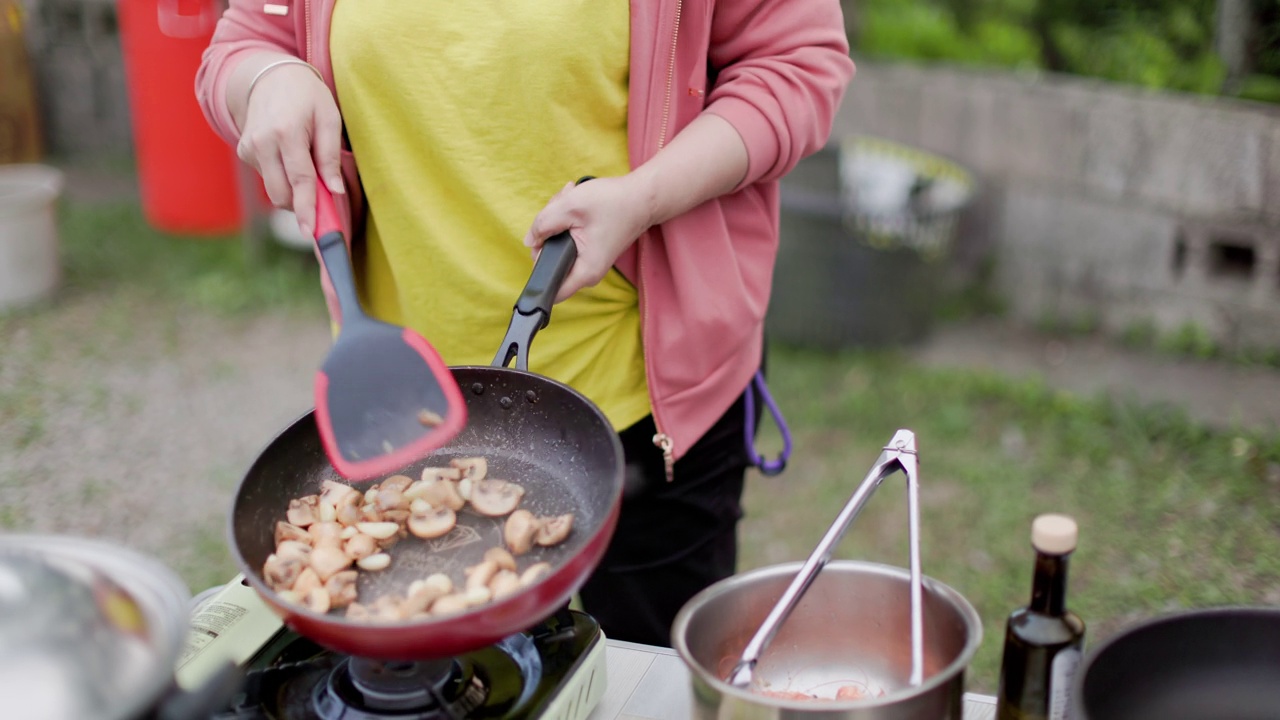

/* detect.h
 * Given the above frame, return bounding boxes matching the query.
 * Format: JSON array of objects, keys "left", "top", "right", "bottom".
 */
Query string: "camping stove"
[{"left": 179, "top": 578, "right": 606, "bottom": 720}]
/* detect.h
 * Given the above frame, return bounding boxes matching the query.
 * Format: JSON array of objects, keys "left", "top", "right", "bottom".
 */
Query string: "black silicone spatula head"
[{"left": 311, "top": 183, "right": 466, "bottom": 481}]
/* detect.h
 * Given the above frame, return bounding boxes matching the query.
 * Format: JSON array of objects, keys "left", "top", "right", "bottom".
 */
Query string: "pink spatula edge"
[{"left": 311, "top": 181, "right": 467, "bottom": 481}]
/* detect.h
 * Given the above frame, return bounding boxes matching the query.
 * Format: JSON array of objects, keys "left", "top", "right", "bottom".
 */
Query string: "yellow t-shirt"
[{"left": 330, "top": 0, "right": 650, "bottom": 432}]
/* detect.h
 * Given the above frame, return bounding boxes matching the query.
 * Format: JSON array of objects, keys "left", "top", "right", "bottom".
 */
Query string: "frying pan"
[
  {"left": 228, "top": 231, "right": 625, "bottom": 661},
  {"left": 1072, "top": 606, "right": 1280, "bottom": 720}
]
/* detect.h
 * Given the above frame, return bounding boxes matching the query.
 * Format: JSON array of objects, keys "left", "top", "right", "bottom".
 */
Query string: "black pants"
[{"left": 577, "top": 387, "right": 756, "bottom": 647}]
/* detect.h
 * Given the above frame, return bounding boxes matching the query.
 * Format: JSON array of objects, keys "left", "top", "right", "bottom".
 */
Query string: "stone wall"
[{"left": 835, "top": 62, "right": 1280, "bottom": 350}]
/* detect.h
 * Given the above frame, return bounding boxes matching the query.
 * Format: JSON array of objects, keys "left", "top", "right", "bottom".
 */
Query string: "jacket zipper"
[
  {"left": 647, "top": 0, "right": 682, "bottom": 481},
  {"left": 655, "top": 0, "right": 682, "bottom": 150},
  {"left": 303, "top": 0, "right": 314, "bottom": 64}
]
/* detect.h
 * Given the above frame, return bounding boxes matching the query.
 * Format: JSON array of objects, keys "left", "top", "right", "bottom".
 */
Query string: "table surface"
[{"left": 592, "top": 640, "right": 996, "bottom": 720}]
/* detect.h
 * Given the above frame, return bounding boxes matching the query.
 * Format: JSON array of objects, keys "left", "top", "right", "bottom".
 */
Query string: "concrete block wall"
[{"left": 835, "top": 62, "right": 1280, "bottom": 350}]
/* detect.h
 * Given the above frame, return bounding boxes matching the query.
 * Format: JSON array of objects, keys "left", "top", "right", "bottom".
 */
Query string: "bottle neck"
[{"left": 1029, "top": 551, "right": 1069, "bottom": 615}]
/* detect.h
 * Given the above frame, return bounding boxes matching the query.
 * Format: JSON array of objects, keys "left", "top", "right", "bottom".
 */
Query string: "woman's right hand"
[{"left": 232, "top": 56, "right": 345, "bottom": 239}]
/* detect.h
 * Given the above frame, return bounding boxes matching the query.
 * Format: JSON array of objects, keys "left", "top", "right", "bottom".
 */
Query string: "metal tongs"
[{"left": 727, "top": 429, "right": 925, "bottom": 690}]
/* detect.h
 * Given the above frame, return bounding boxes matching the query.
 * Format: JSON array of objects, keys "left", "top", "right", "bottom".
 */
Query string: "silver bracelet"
[{"left": 245, "top": 58, "right": 324, "bottom": 107}]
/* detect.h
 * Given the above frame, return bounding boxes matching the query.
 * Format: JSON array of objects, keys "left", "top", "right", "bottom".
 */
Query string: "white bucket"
[{"left": 0, "top": 164, "right": 64, "bottom": 309}]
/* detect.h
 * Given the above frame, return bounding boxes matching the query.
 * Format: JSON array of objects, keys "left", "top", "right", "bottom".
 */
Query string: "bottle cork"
[{"left": 1031, "top": 514, "right": 1077, "bottom": 555}]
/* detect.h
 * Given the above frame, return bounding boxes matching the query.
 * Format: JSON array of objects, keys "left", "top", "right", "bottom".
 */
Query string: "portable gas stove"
[
  {"left": 178, "top": 578, "right": 998, "bottom": 720},
  {"left": 178, "top": 578, "right": 606, "bottom": 720}
]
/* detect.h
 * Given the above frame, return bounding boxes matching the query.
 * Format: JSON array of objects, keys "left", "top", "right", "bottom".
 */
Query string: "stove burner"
[
  {"left": 314, "top": 654, "right": 487, "bottom": 719},
  {"left": 213, "top": 608, "right": 598, "bottom": 720}
]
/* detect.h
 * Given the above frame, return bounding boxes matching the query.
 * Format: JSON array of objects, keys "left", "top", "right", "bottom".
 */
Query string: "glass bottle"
[{"left": 996, "top": 514, "right": 1087, "bottom": 720}]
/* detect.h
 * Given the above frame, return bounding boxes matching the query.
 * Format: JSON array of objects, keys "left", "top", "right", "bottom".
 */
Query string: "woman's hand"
[
  {"left": 231, "top": 56, "right": 345, "bottom": 238},
  {"left": 523, "top": 175, "right": 654, "bottom": 303}
]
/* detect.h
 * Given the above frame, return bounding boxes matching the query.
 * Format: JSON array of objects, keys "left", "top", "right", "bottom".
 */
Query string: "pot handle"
[{"left": 492, "top": 176, "right": 594, "bottom": 371}]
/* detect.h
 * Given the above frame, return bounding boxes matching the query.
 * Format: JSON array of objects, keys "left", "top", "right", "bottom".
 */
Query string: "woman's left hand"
[{"left": 523, "top": 175, "right": 652, "bottom": 303}]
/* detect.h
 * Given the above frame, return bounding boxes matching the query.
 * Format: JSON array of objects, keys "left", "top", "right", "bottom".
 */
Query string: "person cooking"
[{"left": 197, "top": 0, "right": 854, "bottom": 647}]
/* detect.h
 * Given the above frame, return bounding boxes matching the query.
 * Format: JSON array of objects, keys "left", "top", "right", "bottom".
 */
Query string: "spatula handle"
[{"left": 314, "top": 182, "right": 363, "bottom": 324}]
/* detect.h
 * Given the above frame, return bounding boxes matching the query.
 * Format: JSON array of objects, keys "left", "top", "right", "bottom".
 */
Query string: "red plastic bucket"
[{"left": 117, "top": 0, "right": 242, "bottom": 235}]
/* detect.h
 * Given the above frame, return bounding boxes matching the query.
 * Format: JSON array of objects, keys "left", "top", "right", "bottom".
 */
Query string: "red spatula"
[{"left": 311, "top": 182, "right": 466, "bottom": 481}]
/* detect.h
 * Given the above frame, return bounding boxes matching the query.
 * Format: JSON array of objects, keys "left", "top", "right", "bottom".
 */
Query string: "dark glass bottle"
[{"left": 996, "top": 514, "right": 1087, "bottom": 720}]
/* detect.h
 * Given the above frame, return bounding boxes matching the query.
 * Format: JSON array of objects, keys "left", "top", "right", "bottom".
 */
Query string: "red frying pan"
[
  {"left": 311, "top": 183, "right": 467, "bottom": 481},
  {"left": 229, "top": 230, "right": 626, "bottom": 660}
]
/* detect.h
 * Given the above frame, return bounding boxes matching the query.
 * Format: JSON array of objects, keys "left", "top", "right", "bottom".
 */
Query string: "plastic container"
[
  {"left": 766, "top": 136, "right": 974, "bottom": 349},
  {"left": 0, "top": 164, "right": 64, "bottom": 309},
  {"left": 117, "top": 0, "right": 242, "bottom": 235}
]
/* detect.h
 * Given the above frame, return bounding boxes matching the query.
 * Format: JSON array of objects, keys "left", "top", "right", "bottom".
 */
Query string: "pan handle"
[{"left": 493, "top": 176, "right": 594, "bottom": 371}]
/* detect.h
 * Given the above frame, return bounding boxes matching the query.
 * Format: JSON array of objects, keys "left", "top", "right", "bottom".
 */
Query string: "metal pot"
[
  {"left": 0, "top": 534, "right": 191, "bottom": 720},
  {"left": 1072, "top": 606, "right": 1280, "bottom": 720},
  {"left": 670, "top": 561, "right": 977, "bottom": 717},
  {"left": 672, "top": 561, "right": 982, "bottom": 719}
]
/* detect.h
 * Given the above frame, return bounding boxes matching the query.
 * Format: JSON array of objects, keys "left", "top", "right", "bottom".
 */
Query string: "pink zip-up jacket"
[{"left": 196, "top": 0, "right": 854, "bottom": 466}]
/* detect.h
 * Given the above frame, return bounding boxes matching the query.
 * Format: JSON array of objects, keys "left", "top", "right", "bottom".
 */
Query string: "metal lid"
[{"left": 0, "top": 535, "right": 190, "bottom": 720}]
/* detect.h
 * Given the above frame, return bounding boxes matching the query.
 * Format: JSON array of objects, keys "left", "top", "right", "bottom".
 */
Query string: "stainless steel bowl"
[
  {"left": 0, "top": 534, "right": 191, "bottom": 720},
  {"left": 672, "top": 561, "right": 982, "bottom": 719}
]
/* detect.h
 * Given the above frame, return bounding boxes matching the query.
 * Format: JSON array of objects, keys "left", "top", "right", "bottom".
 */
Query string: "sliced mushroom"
[
  {"left": 450, "top": 457, "right": 487, "bottom": 482},
  {"left": 297, "top": 587, "right": 328, "bottom": 613},
  {"left": 504, "top": 509, "right": 540, "bottom": 555},
  {"left": 382, "top": 509, "right": 410, "bottom": 527},
  {"left": 357, "top": 553, "right": 392, "bottom": 571},
  {"left": 360, "top": 504, "right": 383, "bottom": 523},
  {"left": 320, "top": 480, "right": 360, "bottom": 509},
  {"left": 355, "top": 522, "right": 400, "bottom": 540},
  {"left": 263, "top": 554, "right": 304, "bottom": 591},
  {"left": 277, "top": 589, "right": 301, "bottom": 606},
  {"left": 371, "top": 594, "right": 408, "bottom": 623},
  {"left": 421, "top": 467, "right": 463, "bottom": 483},
  {"left": 375, "top": 533, "right": 402, "bottom": 551},
  {"left": 458, "top": 478, "right": 474, "bottom": 502},
  {"left": 431, "top": 593, "right": 470, "bottom": 616},
  {"left": 403, "top": 582, "right": 449, "bottom": 616},
  {"left": 376, "top": 487, "right": 407, "bottom": 512},
  {"left": 484, "top": 547, "right": 518, "bottom": 573},
  {"left": 520, "top": 562, "right": 553, "bottom": 586},
  {"left": 343, "top": 533, "right": 378, "bottom": 561},
  {"left": 275, "top": 521, "right": 312, "bottom": 546},
  {"left": 292, "top": 567, "right": 322, "bottom": 596},
  {"left": 534, "top": 513, "right": 574, "bottom": 547},
  {"left": 490, "top": 570, "right": 521, "bottom": 600},
  {"left": 308, "top": 521, "right": 344, "bottom": 546},
  {"left": 464, "top": 586, "right": 493, "bottom": 607},
  {"left": 318, "top": 501, "right": 338, "bottom": 523},
  {"left": 363, "top": 487, "right": 379, "bottom": 505},
  {"left": 464, "top": 560, "right": 500, "bottom": 592},
  {"left": 345, "top": 602, "right": 371, "bottom": 621},
  {"left": 286, "top": 496, "right": 319, "bottom": 527},
  {"left": 335, "top": 503, "right": 362, "bottom": 527},
  {"left": 325, "top": 570, "right": 358, "bottom": 609},
  {"left": 417, "top": 477, "right": 466, "bottom": 511},
  {"left": 379, "top": 474, "right": 414, "bottom": 494},
  {"left": 423, "top": 573, "right": 454, "bottom": 595},
  {"left": 275, "top": 540, "right": 313, "bottom": 564},
  {"left": 470, "top": 479, "right": 526, "bottom": 517},
  {"left": 310, "top": 545, "right": 354, "bottom": 582},
  {"left": 409, "top": 497, "right": 432, "bottom": 515},
  {"left": 408, "top": 507, "right": 457, "bottom": 539}
]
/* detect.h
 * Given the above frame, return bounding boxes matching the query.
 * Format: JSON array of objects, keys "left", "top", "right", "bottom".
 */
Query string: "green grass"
[
  {"left": 740, "top": 345, "right": 1280, "bottom": 694},
  {"left": 51, "top": 200, "right": 324, "bottom": 318}
]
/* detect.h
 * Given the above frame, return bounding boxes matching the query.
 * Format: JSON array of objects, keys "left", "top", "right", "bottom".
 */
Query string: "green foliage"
[{"left": 855, "top": 0, "right": 1271, "bottom": 100}]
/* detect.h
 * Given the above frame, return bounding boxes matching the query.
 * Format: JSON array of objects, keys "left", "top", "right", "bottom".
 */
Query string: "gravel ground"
[{"left": 1, "top": 289, "right": 331, "bottom": 592}]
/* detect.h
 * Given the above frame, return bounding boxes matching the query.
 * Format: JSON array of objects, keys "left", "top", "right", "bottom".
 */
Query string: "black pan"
[
  {"left": 228, "top": 231, "right": 625, "bottom": 660},
  {"left": 1073, "top": 606, "right": 1280, "bottom": 720}
]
